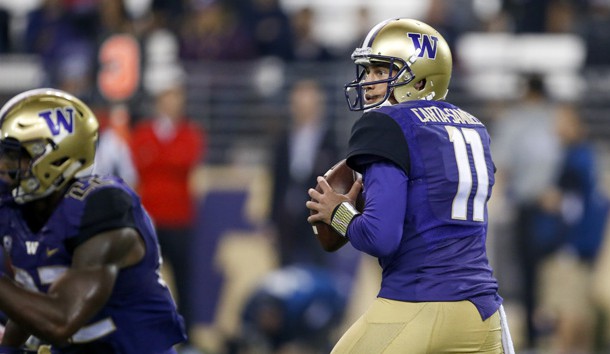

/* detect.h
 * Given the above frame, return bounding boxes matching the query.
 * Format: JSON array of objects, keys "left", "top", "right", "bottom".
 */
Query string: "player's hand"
[{"left": 306, "top": 176, "right": 362, "bottom": 225}]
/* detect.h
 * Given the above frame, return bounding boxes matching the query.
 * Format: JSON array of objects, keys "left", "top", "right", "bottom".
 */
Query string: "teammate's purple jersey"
[
  {"left": 346, "top": 100, "right": 502, "bottom": 320},
  {"left": 0, "top": 175, "right": 186, "bottom": 353}
]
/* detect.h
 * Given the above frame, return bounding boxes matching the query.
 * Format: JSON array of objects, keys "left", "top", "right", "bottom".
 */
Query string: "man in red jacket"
[{"left": 130, "top": 75, "right": 206, "bottom": 345}]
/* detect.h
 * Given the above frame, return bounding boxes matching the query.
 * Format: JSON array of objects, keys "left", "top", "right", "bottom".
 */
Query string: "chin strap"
[{"left": 330, "top": 202, "right": 361, "bottom": 237}]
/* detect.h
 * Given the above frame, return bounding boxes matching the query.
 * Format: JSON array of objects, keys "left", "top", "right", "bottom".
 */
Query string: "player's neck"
[{"left": 20, "top": 185, "right": 70, "bottom": 233}]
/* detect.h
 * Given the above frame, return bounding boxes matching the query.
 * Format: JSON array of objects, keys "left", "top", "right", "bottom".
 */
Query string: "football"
[{"left": 310, "top": 159, "right": 364, "bottom": 252}]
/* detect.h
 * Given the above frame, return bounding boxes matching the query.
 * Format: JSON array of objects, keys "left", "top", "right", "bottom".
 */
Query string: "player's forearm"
[
  {"left": 0, "top": 275, "right": 70, "bottom": 344},
  {"left": 348, "top": 162, "right": 407, "bottom": 257},
  {"left": 0, "top": 266, "right": 117, "bottom": 344}
]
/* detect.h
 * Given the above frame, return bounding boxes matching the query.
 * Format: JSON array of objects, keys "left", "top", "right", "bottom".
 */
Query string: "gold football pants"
[{"left": 332, "top": 298, "right": 506, "bottom": 354}]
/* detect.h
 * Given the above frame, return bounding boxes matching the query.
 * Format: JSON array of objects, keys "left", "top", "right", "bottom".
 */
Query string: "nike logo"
[{"left": 46, "top": 248, "right": 59, "bottom": 257}]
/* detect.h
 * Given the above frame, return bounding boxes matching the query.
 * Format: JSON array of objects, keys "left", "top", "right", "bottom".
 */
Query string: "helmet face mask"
[
  {"left": 0, "top": 88, "right": 99, "bottom": 204},
  {"left": 344, "top": 18, "right": 453, "bottom": 111},
  {"left": 345, "top": 55, "right": 414, "bottom": 111},
  {"left": 0, "top": 140, "right": 32, "bottom": 190}
]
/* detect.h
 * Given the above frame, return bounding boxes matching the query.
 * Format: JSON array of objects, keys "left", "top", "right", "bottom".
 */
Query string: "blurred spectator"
[
  {"left": 66, "top": 0, "right": 99, "bottom": 38},
  {"left": 577, "top": 0, "right": 610, "bottom": 67},
  {"left": 537, "top": 104, "right": 609, "bottom": 353},
  {"left": 243, "top": 0, "right": 293, "bottom": 60},
  {"left": 92, "top": 0, "right": 142, "bottom": 191},
  {"left": 504, "top": 0, "right": 551, "bottom": 33},
  {"left": 96, "top": 0, "right": 133, "bottom": 36},
  {"left": 179, "top": 0, "right": 257, "bottom": 61},
  {"left": 545, "top": 0, "right": 578, "bottom": 33},
  {"left": 130, "top": 70, "right": 206, "bottom": 347},
  {"left": 24, "top": 0, "right": 96, "bottom": 90},
  {"left": 150, "top": 0, "right": 187, "bottom": 34},
  {"left": 143, "top": 29, "right": 183, "bottom": 99},
  {"left": 93, "top": 103, "right": 139, "bottom": 187},
  {"left": 550, "top": 104, "right": 609, "bottom": 263},
  {"left": 503, "top": 0, "right": 588, "bottom": 34},
  {"left": 424, "top": 0, "right": 483, "bottom": 51},
  {"left": 491, "top": 74, "right": 562, "bottom": 349},
  {"left": 270, "top": 78, "right": 339, "bottom": 267},
  {"left": 290, "top": 7, "right": 333, "bottom": 62},
  {"left": 94, "top": 0, "right": 144, "bottom": 131}
]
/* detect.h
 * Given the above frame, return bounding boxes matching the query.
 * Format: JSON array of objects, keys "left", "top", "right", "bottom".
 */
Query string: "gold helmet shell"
[
  {"left": 344, "top": 18, "right": 453, "bottom": 111},
  {"left": 0, "top": 88, "right": 99, "bottom": 203}
]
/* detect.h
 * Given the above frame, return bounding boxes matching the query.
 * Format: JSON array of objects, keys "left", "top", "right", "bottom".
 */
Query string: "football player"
[
  {"left": 306, "top": 18, "right": 515, "bottom": 353},
  {"left": 0, "top": 89, "right": 186, "bottom": 353}
]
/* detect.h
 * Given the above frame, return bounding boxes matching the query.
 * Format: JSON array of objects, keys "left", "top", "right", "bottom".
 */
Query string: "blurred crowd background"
[{"left": 2, "top": 0, "right": 610, "bottom": 353}]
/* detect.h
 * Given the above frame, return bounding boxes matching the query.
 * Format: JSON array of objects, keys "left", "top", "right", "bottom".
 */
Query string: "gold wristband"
[{"left": 330, "top": 202, "right": 361, "bottom": 237}]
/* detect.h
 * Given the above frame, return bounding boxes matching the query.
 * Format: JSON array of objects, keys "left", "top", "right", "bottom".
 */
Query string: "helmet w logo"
[
  {"left": 39, "top": 107, "right": 75, "bottom": 135},
  {"left": 407, "top": 33, "right": 439, "bottom": 59}
]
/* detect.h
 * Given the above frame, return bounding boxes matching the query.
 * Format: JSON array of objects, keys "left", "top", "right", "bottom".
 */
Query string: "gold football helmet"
[
  {"left": 344, "top": 18, "right": 453, "bottom": 111},
  {"left": 0, "top": 88, "right": 99, "bottom": 203}
]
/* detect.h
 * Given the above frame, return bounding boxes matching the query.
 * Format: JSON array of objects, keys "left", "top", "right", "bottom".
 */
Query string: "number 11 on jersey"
[{"left": 445, "top": 126, "right": 490, "bottom": 222}]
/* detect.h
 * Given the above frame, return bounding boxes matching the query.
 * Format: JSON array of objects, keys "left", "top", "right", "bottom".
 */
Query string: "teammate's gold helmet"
[
  {"left": 0, "top": 88, "right": 99, "bottom": 203},
  {"left": 344, "top": 18, "right": 453, "bottom": 111}
]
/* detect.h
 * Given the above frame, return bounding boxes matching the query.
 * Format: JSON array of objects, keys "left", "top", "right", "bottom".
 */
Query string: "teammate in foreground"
[
  {"left": 0, "top": 89, "right": 186, "bottom": 353},
  {"left": 306, "top": 18, "right": 514, "bottom": 353}
]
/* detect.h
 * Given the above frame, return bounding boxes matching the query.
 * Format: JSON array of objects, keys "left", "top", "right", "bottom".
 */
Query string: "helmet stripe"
[{"left": 362, "top": 18, "right": 395, "bottom": 47}]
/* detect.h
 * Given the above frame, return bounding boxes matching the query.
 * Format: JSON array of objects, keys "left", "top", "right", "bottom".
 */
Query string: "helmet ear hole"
[
  {"left": 51, "top": 157, "right": 69, "bottom": 167},
  {"left": 414, "top": 79, "right": 426, "bottom": 91}
]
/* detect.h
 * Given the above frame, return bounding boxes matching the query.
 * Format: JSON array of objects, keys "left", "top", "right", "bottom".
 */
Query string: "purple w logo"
[
  {"left": 407, "top": 33, "right": 439, "bottom": 59},
  {"left": 39, "top": 107, "right": 75, "bottom": 135}
]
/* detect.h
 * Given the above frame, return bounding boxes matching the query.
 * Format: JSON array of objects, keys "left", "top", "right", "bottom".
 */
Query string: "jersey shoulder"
[
  {"left": 63, "top": 175, "right": 137, "bottom": 225},
  {"left": 347, "top": 110, "right": 410, "bottom": 173},
  {"left": 65, "top": 175, "right": 132, "bottom": 201},
  {"left": 61, "top": 175, "right": 138, "bottom": 252}
]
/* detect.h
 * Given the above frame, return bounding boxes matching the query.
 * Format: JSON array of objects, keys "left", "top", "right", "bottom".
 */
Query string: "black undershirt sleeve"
[
  {"left": 65, "top": 188, "right": 137, "bottom": 254},
  {"left": 346, "top": 111, "right": 410, "bottom": 174}
]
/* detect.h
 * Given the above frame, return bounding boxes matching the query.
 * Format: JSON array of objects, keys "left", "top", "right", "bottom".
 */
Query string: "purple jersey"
[
  {"left": 346, "top": 100, "right": 502, "bottom": 320},
  {"left": 0, "top": 175, "right": 186, "bottom": 353}
]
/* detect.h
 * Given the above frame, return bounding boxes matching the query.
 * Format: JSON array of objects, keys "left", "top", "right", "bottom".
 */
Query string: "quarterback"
[
  {"left": 306, "top": 18, "right": 514, "bottom": 353},
  {"left": 0, "top": 89, "right": 186, "bottom": 353}
]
